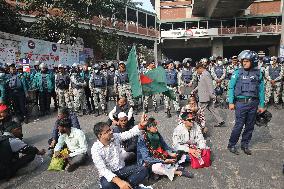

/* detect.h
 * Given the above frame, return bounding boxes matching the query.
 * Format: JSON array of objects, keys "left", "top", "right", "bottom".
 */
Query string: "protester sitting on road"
[
  {"left": 53, "top": 118, "right": 87, "bottom": 172},
  {"left": 137, "top": 117, "right": 194, "bottom": 181},
  {"left": 113, "top": 112, "right": 137, "bottom": 165},
  {"left": 0, "top": 104, "right": 22, "bottom": 136},
  {"left": 179, "top": 95, "right": 207, "bottom": 135},
  {"left": 91, "top": 113, "right": 148, "bottom": 189},
  {"left": 172, "top": 112, "right": 207, "bottom": 158},
  {"left": 0, "top": 121, "right": 46, "bottom": 180},
  {"left": 108, "top": 97, "right": 134, "bottom": 126},
  {"left": 48, "top": 107, "right": 80, "bottom": 150}
]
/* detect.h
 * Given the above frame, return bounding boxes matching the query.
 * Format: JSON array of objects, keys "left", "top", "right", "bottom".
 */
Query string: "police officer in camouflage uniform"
[
  {"left": 143, "top": 60, "right": 158, "bottom": 113},
  {"left": 114, "top": 62, "right": 134, "bottom": 107},
  {"left": 264, "top": 56, "right": 283, "bottom": 109},
  {"left": 70, "top": 63, "right": 87, "bottom": 115},
  {"left": 178, "top": 59, "right": 195, "bottom": 100},
  {"left": 165, "top": 61, "right": 180, "bottom": 118},
  {"left": 106, "top": 64, "right": 116, "bottom": 102},
  {"left": 211, "top": 57, "right": 226, "bottom": 107},
  {"left": 89, "top": 64, "right": 107, "bottom": 116},
  {"left": 55, "top": 64, "right": 70, "bottom": 108},
  {"left": 32, "top": 63, "right": 54, "bottom": 117}
]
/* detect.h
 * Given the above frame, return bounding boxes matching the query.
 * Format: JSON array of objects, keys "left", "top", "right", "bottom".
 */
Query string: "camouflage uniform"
[
  {"left": 178, "top": 67, "right": 196, "bottom": 98},
  {"left": 264, "top": 64, "right": 283, "bottom": 104},
  {"left": 211, "top": 63, "right": 226, "bottom": 106},
  {"left": 70, "top": 72, "right": 87, "bottom": 113},
  {"left": 55, "top": 72, "right": 70, "bottom": 108},
  {"left": 89, "top": 71, "right": 107, "bottom": 112},
  {"left": 114, "top": 71, "right": 134, "bottom": 106},
  {"left": 165, "top": 68, "right": 180, "bottom": 113},
  {"left": 142, "top": 68, "right": 158, "bottom": 111}
]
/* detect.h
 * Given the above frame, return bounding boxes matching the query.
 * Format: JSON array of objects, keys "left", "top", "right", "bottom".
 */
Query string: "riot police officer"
[
  {"left": 80, "top": 63, "right": 94, "bottom": 114},
  {"left": 106, "top": 64, "right": 116, "bottom": 102},
  {"left": 55, "top": 64, "right": 70, "bottom": 108},
  {"left": 89, "top": 65, "right": 107, "bottom": 116},
  {"left": 227, "top": 50, "right": 265, "bottom": 155},
  {"left": 70, "top": 63, "right": 87, "bottom": 116},
  {"left": 32, "top": 63, "right": 54, "bottom": 117},
  {"left": 7, "top": 64, "right": 28, "bottom": 123},
  {"left": 178, "top": 59, "right": 195, "bottom": 100},
  {"left": 165, "top": 61, "right": 180, "bottom": 117},
  {"left": 264, "top": 56, "right": 283, "bottom": 109},
  {"left": 114, "top": 62, "right": 134, "bottom": 107}
]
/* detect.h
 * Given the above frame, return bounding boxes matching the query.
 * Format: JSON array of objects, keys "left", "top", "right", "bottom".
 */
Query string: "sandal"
[{"left": 181, "top": 170, "right": 194, "bottom": 178}]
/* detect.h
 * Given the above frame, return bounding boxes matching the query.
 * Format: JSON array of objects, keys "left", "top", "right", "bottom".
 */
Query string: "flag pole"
[{"left": 133, "top": 44, "right": 145, "bottom": 113}]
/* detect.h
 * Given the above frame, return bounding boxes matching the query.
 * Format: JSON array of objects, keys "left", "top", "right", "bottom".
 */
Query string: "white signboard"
[
  {"left": 161, "top": 28, "right": 219, "bottom": 38},
  {"left": 0, "top": 47, "right": 16, "bottom": 64}
]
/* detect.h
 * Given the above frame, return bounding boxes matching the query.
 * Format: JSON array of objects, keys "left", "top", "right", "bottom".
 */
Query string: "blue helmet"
[
  {"left": 262, "top": 56, "right": 271, "bottom": 64},
  {"left": 238, "top": 50, "right": 259, "bottom": 67}
]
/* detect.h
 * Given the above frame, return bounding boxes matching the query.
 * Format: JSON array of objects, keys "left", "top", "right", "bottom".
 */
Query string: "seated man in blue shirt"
[{"left": 48, "top": 107, "right": 80, "bottom": 150}]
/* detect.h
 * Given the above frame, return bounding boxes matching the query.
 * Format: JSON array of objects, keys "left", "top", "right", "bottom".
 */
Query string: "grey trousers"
[
  {"left": 68, "top": 153, "right": 87, "bottom": 166},
  {"left": 199, "top": 101, "right": 224, "bottom": 125}
]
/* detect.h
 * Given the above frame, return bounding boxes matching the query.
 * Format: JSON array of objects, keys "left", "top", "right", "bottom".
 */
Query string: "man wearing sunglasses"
[{"left": 172, "top": 112, "right": 207, "bottom": 159}]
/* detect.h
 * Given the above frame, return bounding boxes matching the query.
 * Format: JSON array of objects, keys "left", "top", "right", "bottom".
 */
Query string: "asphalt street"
[{"left": 0, "top": 100, "right": 283, "bottom": 189}]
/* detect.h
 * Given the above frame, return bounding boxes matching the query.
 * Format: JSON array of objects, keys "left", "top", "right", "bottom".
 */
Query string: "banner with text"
[
  {"left": 161, "top": 28, "right": 219, "bottom": 38},
  {"left": 20, "top": 38, "right": 60, "bottom": 66}
]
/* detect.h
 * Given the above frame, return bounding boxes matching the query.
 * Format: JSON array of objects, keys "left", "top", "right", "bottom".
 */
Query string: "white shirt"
[
  {"left": 91, "top": 125, "right": 141, "bottom": 182},
  {"left": 172, "top": 122, "right": 206, "bottom": 152},
  {"left": 54, "top": 127, "right": 88, "bottom": 157},
  {"left": 108, "top": 106, "right": 133, "bottom": 121}
]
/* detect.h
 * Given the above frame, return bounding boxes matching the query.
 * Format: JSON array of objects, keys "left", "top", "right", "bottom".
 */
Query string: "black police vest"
[
  {"left": 214, "top": 65, "right": 224, "bottom": 79},
  {"left": 234, "top": 68, "right": 260, "bottom": 98},
  {"left": 56, "top": 74, "right": 70, "bottom": 90},
  {"left": 117, "top": 72, "right": 129, "bottom": 84},
  {"left": 181, "top": 69, "right": 193, "bottom": 83},
  {"left": 107, "top": 71, "right": 115, "bottom": 86},
  {"left": 92, "top": 74, "right": 105, "bottom": 87},
  {"left": 166, "top": 69, "right": 177, "bottom": 85},
  {"left": 269, "top": 65, "right": 281, "bottom": 80}
]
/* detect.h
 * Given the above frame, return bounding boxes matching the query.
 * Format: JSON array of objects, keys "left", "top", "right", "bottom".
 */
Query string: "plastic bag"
[{"left": 47, "top": 148, "right": 69, "bottom": 171}]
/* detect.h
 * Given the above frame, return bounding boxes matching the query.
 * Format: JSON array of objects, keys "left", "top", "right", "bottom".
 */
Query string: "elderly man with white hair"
[{"left": 113, "top": 112, "right": 137, "bottom": 165}]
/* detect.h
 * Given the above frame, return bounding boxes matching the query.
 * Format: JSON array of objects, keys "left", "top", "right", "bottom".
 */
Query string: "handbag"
[{"left": 189, "top": 148, "right": 211, "bottom": 169}]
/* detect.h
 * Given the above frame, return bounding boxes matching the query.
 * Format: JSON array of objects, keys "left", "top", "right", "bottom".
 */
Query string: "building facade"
[{"left": 151, "top": 0, "right": 282, "bottom": 60}]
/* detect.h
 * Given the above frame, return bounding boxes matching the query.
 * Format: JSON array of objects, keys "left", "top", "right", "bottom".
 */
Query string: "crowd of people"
[{"left": 0, "top": 50, "right": 283, "bottom": 188}]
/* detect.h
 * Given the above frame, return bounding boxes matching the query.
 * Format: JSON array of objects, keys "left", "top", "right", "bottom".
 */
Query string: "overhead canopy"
[{"left": 192, "top": 0, "right": 255, "bottom": 18}]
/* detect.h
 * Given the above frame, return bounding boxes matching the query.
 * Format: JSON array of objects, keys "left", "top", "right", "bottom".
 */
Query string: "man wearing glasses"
[{"left": 172, "top": 112, "right": 207, "bottom": 159}]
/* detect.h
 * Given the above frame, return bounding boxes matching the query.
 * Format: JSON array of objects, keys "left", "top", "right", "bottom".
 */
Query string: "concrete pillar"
[
  {"left": 269, "top": 45, "right": 278, "bottom": 56},
  {"left": 116, "top": 41, "right": 120, "bottom": 60},
  {"left": 211, "top": 38, "right": 223, "bottom": 57}
]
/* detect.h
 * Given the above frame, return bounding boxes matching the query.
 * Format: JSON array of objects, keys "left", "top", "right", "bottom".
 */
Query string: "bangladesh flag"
[{"left": 126, "top": 46, "right": 175, "bottom": 100}]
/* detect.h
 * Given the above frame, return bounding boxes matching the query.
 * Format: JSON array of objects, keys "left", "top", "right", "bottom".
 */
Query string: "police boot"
[
  {"left": 154, "top": 106, "right": 158, "bottom": 113},
  {"left": 144, "top": 106, "right": 148, "bottom": 113},
  {"left": 134, "top": 106, "right": 138, "bottom": 115},
  {"left": 95, "top": 109, "right": 100, "bottom": 117},
  {"left": 166, "top": 109, "right": 171, "bottom": 118},
  {"left": 103, "top": 109, "right": 108, "bottom": 116}
]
